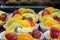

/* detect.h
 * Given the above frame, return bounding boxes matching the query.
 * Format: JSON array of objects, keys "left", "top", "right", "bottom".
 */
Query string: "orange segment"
[
  {"left": 17, "top": 32, "right": 34, "bottom": 40},
  {"left": 41, "top": 15, "right": 58, "bottom": 27},
  {"left": 16, "top": 19, "right": 31, "bottom": 28},
  {"left": 18, "top": 8, "right": 26, "bottom": 14},
  {"left": 45, "top": 7, "right": 54, "bottom": 12},
  {"left": 43, "top": 19, "right": 58, "bottom": 27},
  {"left": 13, "top": 14, "right": 22, "bottom": 19}
]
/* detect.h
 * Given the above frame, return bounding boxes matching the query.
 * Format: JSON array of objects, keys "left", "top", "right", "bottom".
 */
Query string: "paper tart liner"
[
  {"left": 39, "top": 23, "right": 50, "bottom": 32},
  {"left": 39, "top": 32, "right": 44, "bottom": 40},
  {"left": 44, "top": 30, "right": 58, "bottom": 40},
  {"left": 10, "top": 13, "right": 38, "bottom": 23},
  {"left": 44, "top": 30, "right": 51, "bottom": 40},
  {"left": 0, "top": 31, "right": 44, "bottom": 40},
  {"left": 38, "top": 10, "right": 43, "bottom": 22},
  {"left": 0, "top": 31, "right": 7, "bottom": 40}
]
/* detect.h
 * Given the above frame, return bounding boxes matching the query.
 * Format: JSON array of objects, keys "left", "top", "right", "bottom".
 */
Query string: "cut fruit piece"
[
  {"left": 53, "top": 16, "right": 60, "bottom": 23},
  {"left": 52, "top": 24, "right": 60, "bottom": 30},
  {"left": 42, "top": 9, "right": 50, "bottom": 16},
  {"left": 6, "top": 26, "right": 13, "bottom": 33},
  {"left": 6, "top": 18, "right": 17, "bottom": 27},
  {"left": 41, "top": 15, "right": 58, "bottom": 27},
  {"left": 51, "top": 11, "right": 60, "bottom": 18},
  {"left": 0, "top": 13, "right": 7, "bottom": 21},
  {"left": 18, "top": 8, "right": 26, "bottom": 14},
  {"left": 16, "top": 19, "right": 31, "bottom": 28},
  {"left": 13, "top": 10, "right": 20, "bottom": 16},
  {"left": 29, "top": 21, "right": 35, "bottom": 27},
  {"left": 27, "top": 17, "right": 33, "bottom": 21},
  {"left": 13, "top": 14, "right": 22, "bottom": 19},
  {"left": 5, "top": 33, "right": 17, "bottom": 40},
  {"left": 22, "top": 9, "right": 35, "bottom": 14},
  {"left": 50, "top": 27, "right": 59, "bottom": 39},
  {"left": 31, "top": 30, "right": 41, "bottom": 39},
  {"left": 17, "top": 32, "right": 34, "bottom": 40},
  {"left": 22, "top": 13, "right": 37, "bottom": 22},
  {"left": 45, "top": 7, "right": 54, "bottom": 12}
]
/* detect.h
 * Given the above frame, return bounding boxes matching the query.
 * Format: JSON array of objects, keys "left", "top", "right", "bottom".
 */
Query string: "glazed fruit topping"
[
  {"left": 50, "top": 27, "right": 60, "bottom": 39},
  {"left": 29, "top": 21, "right": 35, "bottom": 27},
  {"left": 29, "top": 30, "right": 41, "bottom": 39},
  {"left": 27, "top": 17, "right": 33, "bottom": 21},
  {"left": 22, "top": 16, "right": 27, "bottom": 20},
  {"left": 22, "top": 16, "right": 33, "bottom": 21},
  {"left": 5, "top": 33, "right": 17, "bottom": 40},
  {"left": 42, "top": 9, "right": 50, "bottom": 16},
  {"left": 0, "top": 13, "right": 7, "bottom": 21},
  {"left": 13, "top": 10, "right": 20, "bottom": 16},
  {"left": 53, "top": 16, "right": 60, "bottom": 23}
]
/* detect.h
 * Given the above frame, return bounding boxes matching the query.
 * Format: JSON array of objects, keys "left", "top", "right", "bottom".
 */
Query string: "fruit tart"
[
  {"left": 10, "top": 8, "right": 38, "bottom": 22},
  {"left": 38, "top": 7, "right": 60, "bottom": 31},
  {"left": 0, "top": 10, "right": 8, "bottom": 25},
  {"left": 3, "top": 18, "right": 39, "bottom": 33},
  {"left": 0, "top": 29, "right": 44, "bottom": 40},
  {"left": 44, "top": 25, "right": 60, "bottom": 40}
]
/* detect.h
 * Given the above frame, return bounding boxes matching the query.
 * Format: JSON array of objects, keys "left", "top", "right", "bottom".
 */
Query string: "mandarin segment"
[{"left": 17, "top": 32, "right": 34, "bottom": 40}]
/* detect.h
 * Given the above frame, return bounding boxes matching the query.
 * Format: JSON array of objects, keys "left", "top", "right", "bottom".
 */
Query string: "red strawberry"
[
  {"left": 42, "top": 9, "right": 50, "bottom": 16},
  {"left": 50, "top": 27, "right": 59, "bottom": 39}
]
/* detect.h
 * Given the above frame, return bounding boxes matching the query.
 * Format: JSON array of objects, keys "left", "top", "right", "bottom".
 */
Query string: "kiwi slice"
[
  {"left": 22, "top": 9, "right": 35, "bottom": 14},
  {"left": 6, "top": 18, "right": 17, "bottom": 27},
  {"left": 41, "top": 16, "right": 53, "bottom": 23},
  {"left": 51, "top": 9, "right": 60, "bottom": 17}
]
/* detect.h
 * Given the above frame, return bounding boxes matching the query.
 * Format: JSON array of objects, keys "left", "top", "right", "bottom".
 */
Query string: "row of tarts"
[{"left": 0, "top": 7, "right": 60, "bottom": 40}]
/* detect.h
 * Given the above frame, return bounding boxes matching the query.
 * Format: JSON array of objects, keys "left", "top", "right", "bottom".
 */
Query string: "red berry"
[
  {"left": 22, "top": 16, "right": 27, "bottom": 20},
  {"left": 0, "top": 13, "right": 7, "bottom": 21},
  {"left": 32, "top": 30, "right": 41, "bottom": 39},
  {"left": 27, "top": 17, "right": 33, "bottom": 21},
  {"left": 13, "top": 10, "right": 20, "bottom": 16},
  {"left": 50, "top": 27, "right": 59, "bottom": 39},
  {"left": 53, "top": 16, "right": 60, "bottom": 23},
  {"left": 53, "top": 16, "right": 59, "bottom": 20},
  {"left": 29, "top": 21, "right": 35, "bottom": 27},
  {"left": 42, "top": 9, "right": 50, "bottom": 16},
  {"left": 5, "top": 33, "right": 17, "bottom": 40}
]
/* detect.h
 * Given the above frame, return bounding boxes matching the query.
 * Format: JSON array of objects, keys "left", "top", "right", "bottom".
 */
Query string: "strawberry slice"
[
  {"left": 42, "top": 9, "right": 50, "bottom": 16},
  {"left": 50, "top": 27, "right": 59, "bottom": 39}
]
